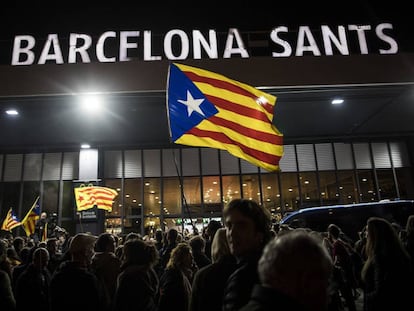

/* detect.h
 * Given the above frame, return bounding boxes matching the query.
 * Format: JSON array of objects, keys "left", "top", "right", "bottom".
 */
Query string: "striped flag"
[
  {"left": 21, "top": 197, "right": 41, "bottom": 237},
  {"left": 1, "top": 208, "right": 22, "bottom": 231},
  {"left": 166, "top": 63, "right": 284, "bottom": 172},
  {"left": 41, "top": 222, "right": 48, "bottom": 242},
  {"left": 74, "top": 186, "right": 118, "bottom": 212}
]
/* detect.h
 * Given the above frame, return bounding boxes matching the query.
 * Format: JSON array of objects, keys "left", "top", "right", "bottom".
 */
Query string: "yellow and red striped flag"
[
  {"left": 166, "top": 63, "right": 284, "bottom": 172},
  {"left": 41, "top": 222, "right": 48, "bottom": 242},
  {"left": 74, "top": 186, "right": 118, "bottom": 212},
  {"left": 1, "top": 208, "right": 22, "bottom": 231},
  {"left": 21, "top": 197, "right": 41, "bottom": 237}
]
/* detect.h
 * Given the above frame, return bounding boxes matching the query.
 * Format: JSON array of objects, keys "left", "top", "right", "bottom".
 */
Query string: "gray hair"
[{"left": 258, "top": 230, "right": 332, "bottom": 286}]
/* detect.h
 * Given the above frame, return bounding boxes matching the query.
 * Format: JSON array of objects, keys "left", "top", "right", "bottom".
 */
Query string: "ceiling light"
[
  {"left": 6, "top": 109, "right": 19, "bottom": 116},
  {"left": 331, "top": 98, "right": 344, "bottom": 105},
  {"left": 81, "top": 143, "right": 91, "bottom": 149}
]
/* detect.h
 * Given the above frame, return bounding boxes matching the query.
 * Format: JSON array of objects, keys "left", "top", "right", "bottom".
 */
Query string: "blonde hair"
[
  {"left": 211, "top": 228, "right": 231, "bottom": 263},
  {"left": 166, "top": 242, "right": 192, "bottom": 270}
]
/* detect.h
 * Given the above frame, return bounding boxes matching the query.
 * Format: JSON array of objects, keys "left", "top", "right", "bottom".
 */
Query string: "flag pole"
[{"left": 172, "top": 148, "right": 197, "bottom": 234}]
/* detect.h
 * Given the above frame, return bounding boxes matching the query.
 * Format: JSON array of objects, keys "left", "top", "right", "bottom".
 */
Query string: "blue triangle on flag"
[{"left": 167, "top": 63, "right": 218, "bottom": 141}]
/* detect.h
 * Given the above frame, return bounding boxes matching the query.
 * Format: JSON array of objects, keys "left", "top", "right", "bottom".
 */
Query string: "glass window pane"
[
  {"left": 182, "top": 149, "right": 199, "bottom": 176},
  {"left": 163, "top": 149, "right": 181, "bottom": 177},
  {"left": 280, "top": 172, "right": 299, "bottom": 212},
  {"left": 201, "top": 149, "right": 219, "bottom": 175},
  {"left": 221, "top": 150, "right": 239, "bottom": 174},
  {"left": 62, "top": 181, "right": 75, "bottom": 219},
  {"left": 318, "top": 171, "right": 339, "bottom": 206},
  {"left": 395, "top": 168, "right": 414, "bottom": 199},
  {"left": 354, "top": 143, "right": 372, "bottom": 169},
  {"left": 105, "top": 179, "right": 123, "bottom": 218},
  {"left": 42, "top": 181, "right": 59, "bottom": 216},
  {"left": 125, "top": 150, "right": 142, "bottom": 178},
  {"left": 144, "top": 216, "right": 161, "bottom": 238},
  {"left": 105, "top": 217, "right": 122, "bottom": 235},
  {"left": 43, "top": 153, "right": 62, "bottom": 180},
  {"left": 334, "top": 143, "right": 354, "bottom": 170},
  {"left": 222, "top": 175, "right": 240, "bottom": 204},
  {"left": 279, "top": 145, "right": 297, "bottom": 172},
  {"left": 241, "top": 174, "right": 260, "bottom": 202},
  {"left": 261, "top": 173, "right": 282, "bottom": 222},
  {"left": 161, "top": 177, "right": 180, "bottom": 215},
  {"left": 2, "top": 182, "right": 21, "bottom": 217},
  {"left": 124, "top": 218, "right": 142, "bottom": 234},
  {"left": 377, "top": 169, "right": 397, "bottom": 200},
  {"left": 202, "top": 176, "right": 222, "bottom": 214},
  {"left": 4, "top": 154, "right": 23, "bottom": 182},
  {"left": 183, "top": 177, "right": 202, "bottom": 214},
  {"left": 299, "top": 172, "right": 319, "bottom": 207},
  {"left": 357, "top": 170, "right": 377, "bottom": 202},
  {"left": 337, "top": 171, "right": 358, "bottom": 204},
  {"left": 23, "top": 153, "right": 42, "bottom": 181},
  {"left": 124, "top": 178, "right": 143, "bottom": 218},
  {"left": 22, "top": 181, "right": 41, "bottom": 217},
  {"left": 144, "top": 150, "right": 161, "bottom": 177},
  {"left": 297, "top": 144, "right": 316, "bottom": 172}
]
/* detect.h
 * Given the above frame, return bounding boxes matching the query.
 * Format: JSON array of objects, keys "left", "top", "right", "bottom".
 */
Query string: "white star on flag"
[{"left": 178, "top": 90, "right": 205, "bottom": 117}]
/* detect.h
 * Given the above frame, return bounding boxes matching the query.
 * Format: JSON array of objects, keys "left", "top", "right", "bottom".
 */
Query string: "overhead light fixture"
[
  {"left": 5, "top": 109, "right": 19, "bottom": 116},
  {"left": 331, "top": 98, "right": 344, "bottom": 105},
  {"left": 81, "top": 143, "right": 91, "bottom": 149}
]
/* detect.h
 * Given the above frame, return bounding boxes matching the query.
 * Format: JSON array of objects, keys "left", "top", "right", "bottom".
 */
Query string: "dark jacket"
[
  {"left": 50, "top": 261, "right": 104, "bottom": 311},
  {"left": 159, "top": 267, "right": 192, "bottom": 311},
  {"left": 223, "top": 252, "right": 261, "bottom": 311},
  {"left": 190, "top": 254, "right": 237, "bottom": 311},
  {"left": 239, "top": 285, "right": 308, "bottom": 311}
]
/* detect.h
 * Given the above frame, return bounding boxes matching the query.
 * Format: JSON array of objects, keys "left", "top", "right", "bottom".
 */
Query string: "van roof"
[{"left": 280, "top": 199, "right": 414, "bottom": 224}]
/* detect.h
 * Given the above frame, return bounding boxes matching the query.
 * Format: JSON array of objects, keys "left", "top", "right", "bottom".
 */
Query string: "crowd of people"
[{"left": 1, "top": 198, "right": 414, "bottom": 311}]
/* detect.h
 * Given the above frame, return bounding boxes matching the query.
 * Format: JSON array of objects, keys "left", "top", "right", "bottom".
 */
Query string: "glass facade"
[{"left": 0, "top": 141, "right": 412, "bottom": 237}]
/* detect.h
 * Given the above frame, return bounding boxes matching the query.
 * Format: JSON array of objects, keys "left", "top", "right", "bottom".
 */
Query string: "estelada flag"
[
  {"left": 21, "top": 196, "right": 40, "bottom": 237},
  {"left": 1, "top": 208, "right": 22, "bottom": 231},
  {"left": 74, "top": 186, "right": 118, "bottom": 212},
  {"left": 166, "top": 63, "right": 284, "bottom": 172}
]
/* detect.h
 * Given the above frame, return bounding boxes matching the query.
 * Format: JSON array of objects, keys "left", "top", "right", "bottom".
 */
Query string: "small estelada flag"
[
  {"left": 74, "top": 186, "right": 118, "bottom": 212},
  {"left": 1, "top": 208, "right": 21, "bottom": 232}
]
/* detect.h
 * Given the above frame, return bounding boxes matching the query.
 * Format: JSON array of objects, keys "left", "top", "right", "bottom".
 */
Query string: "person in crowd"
[
  {"left": 159, "top": 242, "right": 194, "bottom": 311},
  {"left": 189, "top": 235, "right": 211, "bottom": 269},
  {"left": 34, "top": 212, "right": 48, "bottom": 243},
  {"left": 0, "top": 238, "right": 15, "bottom": 310},
  {"left": 15, "top": 247, "right": 51, "bottom": 311},
  {"left": 240, "top": 230, "right": 333, "bottom": 311},
  {"left": 91, "top": 232, "right": 121, "bottom": 311},
  {"left": 327, "top": 223, "right": 357, "bottom": 311},
  {"left": 12, "top": 237, "right": 25, "bottom": 260},
  {"left": 113, "top": 238, "right": 159, "bottom": 311},
  {"left": 46, "top": 237, "right": 62, "bottom": 274},
  {"left": 154, "top": 229, "right": 164, "bottom": 252},
  {"left": 204, "top": 220, "right": 222, "bottom": 260},
  {"left": 222, "top": 198, "right": 273, "bottom": 311},
  {"left": 158, "top": 228, "right": 178, "bottom": 274},
  {"left": 361, "top": 217, "right": 413, "bottom": 310},
  {"left": 403, "top": 214, "right": 414, "bottom": 267},
  {"left": 190, "top": 227, "right": 237, "bottom": 311},
  {"left": 49, "top": 233, "right": 104, "bottom": 311},
  {"left": 11, "top": 246, "right": 31, "bottom": 292}
]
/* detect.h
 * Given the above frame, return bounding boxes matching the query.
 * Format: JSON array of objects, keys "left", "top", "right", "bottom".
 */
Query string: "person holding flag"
[{"left": 1, "top": 208, "right": 21, "bottom": 232}]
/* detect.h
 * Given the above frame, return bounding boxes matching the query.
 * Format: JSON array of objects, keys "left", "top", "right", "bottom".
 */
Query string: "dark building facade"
[{"left": 1, "top": 4, "right": 413, "bottom": 236}]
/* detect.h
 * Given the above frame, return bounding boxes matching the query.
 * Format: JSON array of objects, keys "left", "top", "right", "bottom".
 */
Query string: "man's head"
[
  {"left": 223, "top": 199, "right": 271, "bottom": 257},
  {"left": 69, "top": 233, "right": 97, "bottom": 265},
  {"left": 259, "top": 230, "right": 333, "bottom": 311}
]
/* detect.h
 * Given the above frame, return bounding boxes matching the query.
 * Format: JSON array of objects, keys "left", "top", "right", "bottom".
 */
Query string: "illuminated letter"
[
  {"left": 321, "top": 25, "right": 349, "bottom": 55},
  {"left": 38, "top": 34, "right": 64, "bottom": 64},
  {"left": 11, "top": 35, "right": 35, "bottom": 65},
  {"left": 270, "top": 26, "right": 292, "bottom": 57},
  {"left": 296, "top": 26, "right": 321, "bottom": 56},
  {"left": 376, "top": 23, "right": 398, "bottom": 54},
  {"left": 348, "top": 25, "right": 371, "bottom": 54},
  {"left": 164, "top": 29, "right": 189, "bottom": 60},
  {"left": 96, "top": 31, "right": 116, "bottom": 62},
  {"left": 68, "top": 33, "right": 92, "bottom": 63},
  {"left": 119, "top": 31, "right": 140, "bottom": 61},
  {"left": 223, "top": 28, "right": 249, "bottom": 58},
  {"left": 143, "top": 31, "right": 162, "bottom": 61},
  {"left": 192, "top": 30, "right": 218, "bottom": 59}
]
